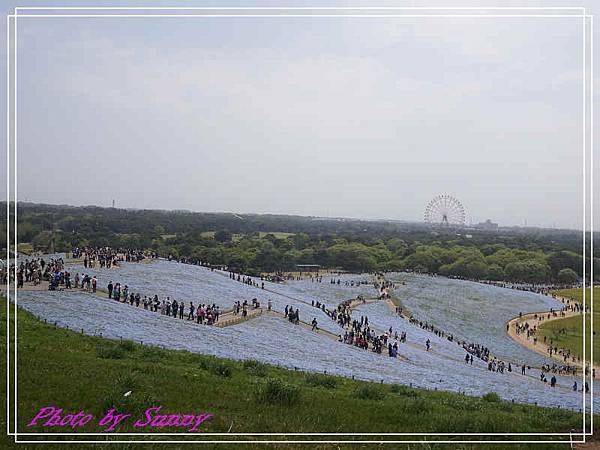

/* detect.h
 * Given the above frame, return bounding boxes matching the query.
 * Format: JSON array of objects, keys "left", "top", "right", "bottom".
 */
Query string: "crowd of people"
[
  {"left": 72, "top": 246, "right": 154, "bottom": 269},
  {"left": 395, "top": 289, "right": 584, "bottom": 388},
  {"left": 232, "top": 298, "right": 263, "bottom": 318},
  {"left": 477, "top": 280, "right": 580, "bottom": 296},
  {"left": 228, "top": 272, "right": 267, "bottom": 290},
  {"left": 8, "top": 256, "right": 67, "bottom": 289},
  {"left": 339, "top": 324, "right": 400, "bottom": 356},
  {"left": 106, "top": 280, "right": 224, "bottom": 325},
  {"left": 259, "top": 271, "right": 373, "bottom": 286},
  {"left": 512, "top": 308, "right": 584, "bottom": 372},
  {"left": 6, "top": 248, "right": 592, "bottom": 394}
]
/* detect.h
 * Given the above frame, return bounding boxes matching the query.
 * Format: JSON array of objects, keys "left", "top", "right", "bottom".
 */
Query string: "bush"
[
  {"left": 305, "top": 373, "right": 338, "bottom": 389},
  {"left": 390, "top": 384, "right": 418, "bottom": 397},
  {"left": 114, "top": 373, "right": 138, "bottom": 388},
  {"left": 557, "top": 268, "right": 578, "bottom": 284},
  {"left": 96, "top": 344, "right": 126, "bottom": 360},
  {"left": 440, "top": 395, "right": 478, "bottom": 411},
  {"left": 243, "top": 360, "right": 268, "bottom": 377},
  {"left": 198, "top": 359, "right": 212, "bottom": 371},
  {"left": 100, "top": 370, "right": 158, "bottom": 418},
  {"left": 355, "top": 384, "right": 385, "bottom": 401},
  {"left": 483, "top": 392, "right": 501, "bottom": 403},
  {"left": 118, "top": 340, "right": 137, "bottom": 352},
  {"left": 409, "top": 397, "right": 430, "bottom": 412},
  {"left": 210, "top": 362, "right": 233, "bottom": 378},
  {"left": 101, "top": 390, "right": 158, "bottom": 418},
  {"left": 198, "top": 358, "right": 233, "bottom": 377},
  {"left": 255, "top": 378, "right": 301, "bottom": 405},
  {"left": 139, "top": 346, "right": 162, "bottom": 362}
]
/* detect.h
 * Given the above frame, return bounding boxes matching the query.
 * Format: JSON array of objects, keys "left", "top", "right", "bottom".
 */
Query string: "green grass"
[
  {"left": 16, "top": 243, "right": 33, "bottom": 255},
  {"left": 257, "top": 231, "right": 295, "bottom": 239},
  {"left": 539, "top": 287, "right": 600, "bottom": 365},
  {"left": 552, "top": 287, "right": 600, "bottom": 304},
  {"left": 199, "top": 231, "right": 295, "bottom": 241},
  {"left": 0, "top": 298, "right": 593, "bottom": 449}
]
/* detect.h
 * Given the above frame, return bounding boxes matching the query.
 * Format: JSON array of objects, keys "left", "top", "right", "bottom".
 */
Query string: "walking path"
[
  {"left": 5, "top": 277, "right": 412, "bottom": 361},
  {"left": 0, "top": 282, "right": 49, "bottom": 293},
  {"left": 2, "top": 279, "right": 271, "bottom": 329},
  {"left": 506, "top": 305, "right": 599, "bottom": 375},
  {"left": 8, "top": 269, "right": 591, "bottom": 388}
]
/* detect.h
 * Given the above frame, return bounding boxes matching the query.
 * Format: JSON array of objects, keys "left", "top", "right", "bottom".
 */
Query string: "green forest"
[{"left": 1, "top": 202, "right": 598, "bottom": 282}]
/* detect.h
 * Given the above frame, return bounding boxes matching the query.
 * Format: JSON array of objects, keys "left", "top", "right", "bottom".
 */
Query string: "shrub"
[
  {"left": 115, "top": 373, "right": 138, "bottom": 388},
  {"left": 409, "top": 397, "right": 430, "bottom": 412},
  {"left": 139, "top": 346, "right": 162, "bottom": 362},
  {"left": 198, "top": 359, "right": 212, "bottom": 371},
  {"left": 390, "top": 384, "right": 418, "bottom": 397},
  {"left": 355, "top": 384, "right": 385, "bottom": 401},
  {"left": 199, "top": 358, "right": 233, "bottom": 377},
  {"left": 96, "top": 344, "right": 125, "bottom": 360},
  {"left": 100, "top": 370, "right": 158, "bottom": 419},
  {"left": 305, "top": 373, "right": 338, "bottom": 389},
  {"left": 440, "top": 395, "right": 480, "bottom": 411},
  {"left": 255, "top": 378, "right": 301, "bottom": 405},
  {"left": 101, "top": 390, "right": 158, "bottom": 418},
  {"left": 118, "top": 340, "right": 137, "bottom": 352},
  {"left": 483, "top": 392, "right": 501, "bottom": 403},
  {"left": 243, "top": 360, "right": 268, "bottom": 377},
  {"left": 210, "top": 362, "right": 233, "bottom": 378}
]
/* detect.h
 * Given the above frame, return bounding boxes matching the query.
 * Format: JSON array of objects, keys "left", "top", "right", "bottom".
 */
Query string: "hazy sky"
[{"left": 2, "top": 1, "right": 598, "bottom": 230}]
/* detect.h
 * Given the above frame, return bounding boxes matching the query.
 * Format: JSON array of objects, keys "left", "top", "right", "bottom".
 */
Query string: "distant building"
[{"left": 475, "top": 219, "right": 499, "bottom": 230}]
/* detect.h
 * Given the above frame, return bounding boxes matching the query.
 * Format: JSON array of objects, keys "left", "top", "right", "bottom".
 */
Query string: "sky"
[{"left": 1, "top": 0, "right": 598, "bottom": 230}]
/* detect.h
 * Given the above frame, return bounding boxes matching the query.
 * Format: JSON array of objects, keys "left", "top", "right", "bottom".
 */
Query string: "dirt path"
[
  {"left": 0, "top": 282, "right": 50, "bottom": 293},
  {"left": 213, "top": 308, "right": 264, "bottom": 327},
  {"left": 3, "top": 280, "right": 344, "bottom": 338},
  {"left": 506, "top": 305, "right": 599, "bottom": 375},
  {"left": 8, "top": 277, "right": 413, "bottom": 362},
  {"left": 9, "top": 275, "right": 584, "bottom": 387},
  {"left": 263, "top": 310, "right": 343, "bottom": 340}
]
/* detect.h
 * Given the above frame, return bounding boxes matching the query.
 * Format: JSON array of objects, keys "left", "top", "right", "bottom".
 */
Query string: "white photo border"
[{"left": 4, "top": 5, "right": 594, "bottom": 445}]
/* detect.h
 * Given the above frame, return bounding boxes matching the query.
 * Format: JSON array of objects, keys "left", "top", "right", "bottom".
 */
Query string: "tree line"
[{"left": 1, "top": 202, "right": 597, "bottom": 283}]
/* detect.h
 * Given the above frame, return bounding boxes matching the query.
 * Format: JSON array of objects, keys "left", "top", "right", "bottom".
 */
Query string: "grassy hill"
[
  {"left": 0, "top": 298, "right": 591, "bottom": 449},
  {"left": 540, "top": 287, "right": 600, "bottom": 365}
]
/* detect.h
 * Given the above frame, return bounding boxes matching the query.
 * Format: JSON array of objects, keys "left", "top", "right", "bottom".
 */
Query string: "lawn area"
[
  {"left": 16, "top": 243, "right": 33, "bottom": 255},
  {"left": 258, "top": 231, "right": 295, "bottom": 239},
  {"left": 539, "top": 287, "right": 600, "bottom": 365},
  {"left": 0, "top": 298, "right": 591, "bottom": 449},
  {"left": 552, "top": 287, "right": 600, "bottom": 305},
  {"left": 199, "top": 231, "right": 295, "bottom": 242}
]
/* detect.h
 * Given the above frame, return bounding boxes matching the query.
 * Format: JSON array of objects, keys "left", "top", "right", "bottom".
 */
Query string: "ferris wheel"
[{"left": 424, "top": 194, "right": 466, "bottom": 226}]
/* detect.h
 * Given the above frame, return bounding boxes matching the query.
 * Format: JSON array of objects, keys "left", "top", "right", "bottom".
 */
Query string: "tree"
[
  {"left": 403, "top": 246, "right": 445, "bottom": 273},
  {"left": 486, "top": 264, "right": 505, "bottom": 281},
  {"left": 381, "top": 258, "right": 406, "bottom": 272},
  {"left": 548, "top": 251, "right": 582, "bottom": 277},
  {"left": 438, "top": 256, "right": 488, "bottom": 280},
  {"left": 251, "top": 241, "right": 283, "bottom": 272},
  {"left": 386, "top": 238, "right": 408, "bottom": 257},
  {"left": 557, "top": 268, "right": 578, "bottom": 284},
  {"left": 504, "top": 260, "right": 551, "bottom": 283},
  {"left": 327, "top": 243, "right": 378, "bottom": 272},
  {"left": 214, "top": 230, "right": 233, "bottom": 243}
]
